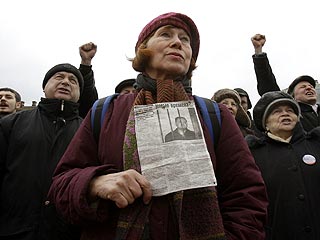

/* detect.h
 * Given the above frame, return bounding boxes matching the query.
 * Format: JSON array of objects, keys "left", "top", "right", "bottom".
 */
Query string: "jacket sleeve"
[
  {"left": 252, "top": 53, "right": 280, "bottom": 96},
  {"left": 0, "top": 120, "right": 8, "bottom": 187},
  {"left": 208, "top": 104, "right": 268, "bottom": 240},
  {"left": 48, "top": 112, "right": 118, "bottom": 225},
  {"left": 78, "top": 64, "right": 99, "bottom": 118}
]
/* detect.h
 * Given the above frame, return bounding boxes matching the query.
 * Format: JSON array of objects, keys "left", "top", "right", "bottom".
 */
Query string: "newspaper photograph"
[{"left": 134, "top": 100, "right": 217, "bottom": 196}]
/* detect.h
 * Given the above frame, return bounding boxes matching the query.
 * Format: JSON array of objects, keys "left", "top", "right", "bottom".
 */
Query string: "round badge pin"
[{"left": 302, "top": 154, "right": 316, "bottom": 165}]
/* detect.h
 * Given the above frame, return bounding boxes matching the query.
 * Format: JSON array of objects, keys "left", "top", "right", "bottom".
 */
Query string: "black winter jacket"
[
  {"left": 252, "top": 53, "right": 280, "bottom": 96},
  {"left": 246, "top": 124, "right": 320, "bottom": 240},
  {"left": 298, "top": 102, "right": 320, "bottom": 132},
  {"left": 0, "top": 98, "right": 82, "bottom": 240}
]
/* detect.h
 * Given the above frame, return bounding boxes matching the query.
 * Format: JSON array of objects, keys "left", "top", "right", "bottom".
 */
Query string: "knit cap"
[
  {"left": 212, "top": 88, "right": 251, "bottom": 128},
  {"left": 135, "top": 12, "right": 200, "bottom": 61},
  {"left": 42, "top": 63, "right": 84, "bottom": 94}
]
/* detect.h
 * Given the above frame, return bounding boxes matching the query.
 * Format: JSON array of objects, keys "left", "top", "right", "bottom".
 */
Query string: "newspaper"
[{"left": 134, "top": 100, "right": 217, "bottom": 196}]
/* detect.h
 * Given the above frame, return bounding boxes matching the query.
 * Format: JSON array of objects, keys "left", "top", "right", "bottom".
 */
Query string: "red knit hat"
[{"left": 135, "top": 12, "right": 200, "bottom": 61}]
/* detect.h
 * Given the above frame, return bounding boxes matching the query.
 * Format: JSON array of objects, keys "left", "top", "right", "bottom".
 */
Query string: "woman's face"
[
  {"left": 220, "top": 98, "right": 238, "bottom": 118},
  {"left": 265, "top": 104, "right": 298, "bottom": 137},
  {"left": 144, "top": 26, "right": 192, "bottom": 80}
]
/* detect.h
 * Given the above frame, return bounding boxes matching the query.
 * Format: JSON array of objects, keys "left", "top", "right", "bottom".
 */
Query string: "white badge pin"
[{"left": 302, "top": 154, "right": 316, "bottom": 165}]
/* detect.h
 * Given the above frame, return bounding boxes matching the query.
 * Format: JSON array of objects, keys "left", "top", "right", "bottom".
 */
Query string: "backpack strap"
[
  {"left": 193, "top": 95, "right": 221, "bottom": 148},
  {"left": 91, "top": 93, "right": 119, "bottom": 142},
  {"left": 91, "top": 94, "right": 221, "bottom": 148}
]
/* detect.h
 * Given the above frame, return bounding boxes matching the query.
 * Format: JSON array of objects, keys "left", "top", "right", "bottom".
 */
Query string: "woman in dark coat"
[{"left": 246, "top": 91, "right": 320, "bottom": 240}]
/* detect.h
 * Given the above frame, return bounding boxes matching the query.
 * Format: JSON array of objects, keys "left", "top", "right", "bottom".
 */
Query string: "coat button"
[
  {"left": 44, "top": 200, "right": 50, "bottom": 205},
  {"left": 297, "top": 194, "right": 305, "bottom": 200}
]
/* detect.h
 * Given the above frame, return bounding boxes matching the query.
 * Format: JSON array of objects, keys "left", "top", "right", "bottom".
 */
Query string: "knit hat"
[
  {"left": 42, "top": 63, "right": 84, "bottom": 94},
  {"left": 135, "top": 12, "right": 200, "bottom": 61},
  {"left": 253, "top": 91, "right": 300, "bottom": 132},
  {"left": 234, "top": 88, "right": 252, "bottom": 109},
  {"left": 212, "top": 88, "right": 251, "bottom": 127},
  {"left": 287, "top": 75, "right": 316, "bottom": 96},
  {"left": 115, "top": 78, "right": 136, "bottom": 93}
]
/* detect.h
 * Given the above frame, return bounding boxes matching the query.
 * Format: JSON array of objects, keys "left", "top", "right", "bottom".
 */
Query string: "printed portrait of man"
[{"left": 165, "top": 116, "right": 196, "bottom": 142}]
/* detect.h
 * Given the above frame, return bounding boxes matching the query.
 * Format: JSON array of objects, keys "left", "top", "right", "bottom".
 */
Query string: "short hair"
[
  {"left": 0, "top": 88, "right": 21, "bottom": 102},
  {"left": 175, "top": 116, "right": 187, "bottom": 123}
]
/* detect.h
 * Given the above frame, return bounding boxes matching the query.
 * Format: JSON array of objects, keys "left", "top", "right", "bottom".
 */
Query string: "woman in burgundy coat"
[{"left": 49, "top": 12, "right": 268, "bottom": 240}]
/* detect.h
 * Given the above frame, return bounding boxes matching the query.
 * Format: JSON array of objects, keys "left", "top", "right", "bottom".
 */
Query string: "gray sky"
[{"left": 1, "top": 0, "right": 319, "bottom": 111}]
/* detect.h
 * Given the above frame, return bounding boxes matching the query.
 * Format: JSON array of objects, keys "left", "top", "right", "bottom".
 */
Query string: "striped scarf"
[{"left": 115, "top": 74, "right": 226, "bottom": 240}]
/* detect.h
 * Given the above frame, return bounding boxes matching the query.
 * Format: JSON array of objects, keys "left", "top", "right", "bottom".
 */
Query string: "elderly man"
[
  {"left": 251, "top": 33, "right": 319, "bottom": 131},
  {"left": 0, "top": 63, "right": 84, "bottom": 240},
  {"left": 0, "top": 87, "right": 21, "bottom": 118}
]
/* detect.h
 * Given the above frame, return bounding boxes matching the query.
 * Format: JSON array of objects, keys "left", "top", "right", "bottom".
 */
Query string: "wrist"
[
  {"left": 81, "top": 59, "right": 92, "bottom": 66},
  {"left": 254, "top": 52, "right": 265, "bottom": 57},
  {"left": 87, "top": 177, "right": 99, "bottom": 203},
  {"left": 254, "top": 48, "right": 263, "bottom": 54}
]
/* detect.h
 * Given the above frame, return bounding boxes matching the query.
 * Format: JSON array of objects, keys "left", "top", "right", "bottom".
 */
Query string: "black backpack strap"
[
  {"left": 90, "top": 93, "right": 119, "bottom": 143},
  {"left": 193, "top": 95, "right": 221, "bottom": 148}
]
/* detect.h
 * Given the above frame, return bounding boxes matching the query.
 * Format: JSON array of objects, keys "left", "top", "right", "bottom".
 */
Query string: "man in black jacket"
[
  {"left": 0, "top": 63, "right": 85, "bottom": 240},
  {"left": 251, "top": 33, "right": 319, "bottom": 132}
]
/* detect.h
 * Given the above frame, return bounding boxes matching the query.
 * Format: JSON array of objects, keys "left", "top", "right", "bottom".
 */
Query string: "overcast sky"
[{"left": 1, "top": 0, "right": 319, "bottom": 112}]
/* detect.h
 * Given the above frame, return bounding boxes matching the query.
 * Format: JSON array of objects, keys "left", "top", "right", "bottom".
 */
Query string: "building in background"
[{"left": 18, "top": 100, "right": 37, "bottom": 111}]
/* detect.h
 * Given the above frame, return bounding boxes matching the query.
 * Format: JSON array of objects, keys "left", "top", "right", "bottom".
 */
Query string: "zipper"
[{"left": 61, "top": 99, "right": 65, "bottom": 112}]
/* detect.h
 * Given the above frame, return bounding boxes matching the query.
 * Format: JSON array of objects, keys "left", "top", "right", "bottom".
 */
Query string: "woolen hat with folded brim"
[
  {"left": 115, "top": 78, "right": 136, "bottom": 93},
  {"left": 135, "top": 12, "right": 200, "bottom": 61},
  {"left": 287, "top": 75, "right": 316, "bottom": 96},
  {"left": 212, "top": 88, "right": 251, "bottom": 128},
  {"left": 42, "top": 63, "right": 84, "bottom": 94},
  {"left": 253, "top": 91, "right": 301, "bottom": 132}
]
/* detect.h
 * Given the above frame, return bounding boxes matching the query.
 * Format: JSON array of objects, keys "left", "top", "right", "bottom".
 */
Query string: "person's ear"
[{"left": 15, "top": 101, "right": 21, "bottom": 109}]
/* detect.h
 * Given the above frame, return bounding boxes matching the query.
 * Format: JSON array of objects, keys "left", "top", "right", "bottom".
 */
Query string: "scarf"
[{"left": 115, "top": 74, "right": 226, "bottom": 240}]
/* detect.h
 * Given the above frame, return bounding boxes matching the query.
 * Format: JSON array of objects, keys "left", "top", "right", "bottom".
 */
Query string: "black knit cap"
[
  {"left": 234, "top": 88, "right": 252, "bottom": 109},
  {"left": 115, "top": 78, "right": 136, "bottom": 93},
  {"left": 42, "top": 63, "right": 84, "bottom": 94},
  {"left": 253, "top": 91, "right": 300, "bottom": 132},
  {"left": 287, "top": 75, "right": 316, "bottom": 96}
]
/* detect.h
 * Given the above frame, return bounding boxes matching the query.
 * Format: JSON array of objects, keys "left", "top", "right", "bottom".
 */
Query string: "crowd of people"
[{"left": 0, "top": 11, "right": 319, "bottom": 240}]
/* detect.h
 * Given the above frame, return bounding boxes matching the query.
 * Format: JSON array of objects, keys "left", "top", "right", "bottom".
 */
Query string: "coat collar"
[{"left": 38, "top": 98, "right": 79, "bottom": 121}]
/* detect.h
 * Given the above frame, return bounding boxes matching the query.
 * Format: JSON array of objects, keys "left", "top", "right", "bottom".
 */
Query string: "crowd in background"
[{"left": 1, "top": 12, "right": 319, "bottom": 240}]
